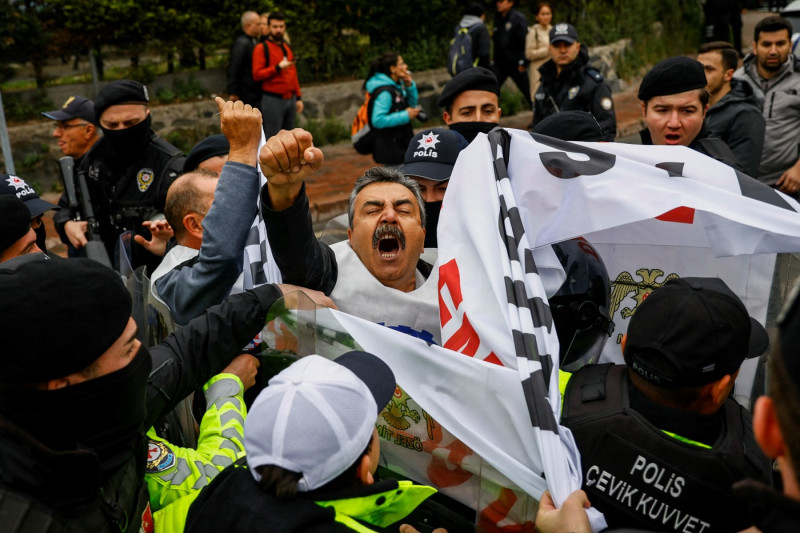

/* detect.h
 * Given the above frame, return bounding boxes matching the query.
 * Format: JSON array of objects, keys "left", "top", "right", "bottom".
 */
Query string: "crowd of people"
[{"left": 2, "top": 5, "right": 800, "bottom": 533}]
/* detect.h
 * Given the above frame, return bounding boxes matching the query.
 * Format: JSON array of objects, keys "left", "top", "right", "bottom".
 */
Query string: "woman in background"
[{"left": 525, "top": 2, "right": 553, "bottom": 103}]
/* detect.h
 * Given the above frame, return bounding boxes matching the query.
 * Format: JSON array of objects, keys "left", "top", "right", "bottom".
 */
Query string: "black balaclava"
[
  {"left": 423, "top": 201, "right": 442, "bottom": 248},
  {"left": 0, "top": 344, "right": 152, "bottom": 481},
  {"left": 101, "top": 114, "right": 152, "bottom": 164},
  {"left": 448, "top": 121, "right": 498, "bottom": 143}
]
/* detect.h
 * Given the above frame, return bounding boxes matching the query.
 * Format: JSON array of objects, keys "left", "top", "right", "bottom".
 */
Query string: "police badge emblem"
[
  {"left": 137, "top": 168, "right": 155, "bottom": 192},
  {"left": 601, "top": 97, "right": 613, "bottom": 110},
  {"left": 568, "top": 86, "right": 580, "bottom": 100},
  {"left": 146, "top": 440, "right": 175, "bottom": 473}
]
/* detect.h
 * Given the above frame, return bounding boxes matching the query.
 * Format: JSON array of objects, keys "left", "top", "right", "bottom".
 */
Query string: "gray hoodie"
[{"left": 734, "top": 54, "right": 800, "bottom": 186}]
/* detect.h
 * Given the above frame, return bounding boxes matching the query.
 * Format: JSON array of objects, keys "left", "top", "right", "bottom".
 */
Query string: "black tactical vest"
[
  {"left": 0, "top": 453, "right": 151, "bottom": 533},
  {"left": 562, "top": 364, "right": 771, "bottom": 532}
]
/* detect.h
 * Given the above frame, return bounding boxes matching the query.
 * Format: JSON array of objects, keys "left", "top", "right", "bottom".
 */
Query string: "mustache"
[{"left": 372, "top": 223, "right": 406, "bottom": 249}]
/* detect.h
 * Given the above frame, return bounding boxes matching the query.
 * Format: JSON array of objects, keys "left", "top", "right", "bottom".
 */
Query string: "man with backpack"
[
  {"left": 253, "top": 12, "right": 303, "bottom": 138},
  {"left": 448, "top": 3, "right": 490, "bottom": 76}
]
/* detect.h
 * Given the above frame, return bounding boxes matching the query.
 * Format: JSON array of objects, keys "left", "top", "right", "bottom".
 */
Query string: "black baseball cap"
[
  {"left": 41, "top": 96, "right": 96, "bottom": 124},
  {"left": 438, "top": 67, "right": 500, "bottom": 109},
  {"left": 402, "top": 129, "right": 468, "bottom": 182},
  {"left": 638, "top": 56, "right": 707, "bottom": 101},
  {"left": 624, "top": 277, "right": 769, "bottom": 388},
  {"left": 550, "top": 23, "right": 579, "bottom": 44},
  {"left": 0, "top": 174, "right": 59, "bottom": 218},
  {"left": 95, "top": 80, "right": 149, "bottom": 123}
]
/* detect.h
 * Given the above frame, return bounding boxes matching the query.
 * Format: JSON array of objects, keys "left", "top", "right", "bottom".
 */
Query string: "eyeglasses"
[{"left": 54, "top": 122, "right": 90, "bottom": 132}]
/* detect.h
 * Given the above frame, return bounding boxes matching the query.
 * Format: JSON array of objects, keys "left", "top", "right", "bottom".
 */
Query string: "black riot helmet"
[{"left": 549, "top": 237, "right": 614, "bottom": 371}]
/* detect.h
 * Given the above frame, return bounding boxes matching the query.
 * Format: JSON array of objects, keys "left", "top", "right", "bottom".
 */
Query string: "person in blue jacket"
[{"left": 364, "top": 52, "right": 421, "bottom": 165}]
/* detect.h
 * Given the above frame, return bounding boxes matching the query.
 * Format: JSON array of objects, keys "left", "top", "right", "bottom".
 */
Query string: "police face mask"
[
  {"left": 424, "top": 201, "right": 442, "bottom": 248},
  {"left": 0, "top": 343, "right": 152, "bottom": 480},
  {"left": 101, "top": 114, "right": 152, "bottom": 163},
  {"left": 448, "top": 121, "right": 498, "bottom": 143}
]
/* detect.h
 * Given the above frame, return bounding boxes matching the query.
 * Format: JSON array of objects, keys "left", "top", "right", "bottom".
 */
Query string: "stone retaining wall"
[{"left": 1, "top": 40, "right": 628, "bottom": 190}]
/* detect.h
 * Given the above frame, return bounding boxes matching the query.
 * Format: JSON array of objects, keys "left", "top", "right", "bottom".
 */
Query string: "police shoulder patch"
[
  {"left": 585, "top": 67, "right": 603, "bottom": 83},
  {"left": 137, "top": 168, "right": 155, "bottom": 193},
  {"left": 146, "top": 440, "right": 176, "bottom": 473},
  {"left": 601, "top": 97, "right": 613, "bottom": 110}
]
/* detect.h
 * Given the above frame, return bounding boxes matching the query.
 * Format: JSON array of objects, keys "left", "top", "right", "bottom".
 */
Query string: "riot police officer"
[
  {"left": 561, "top": 277, "right": 773, "bottom": 532},
  {"left": 532, "top": 23, "right": 616, "bottom": 141},
  {"left": 56, "top": 80, "right": 185, "bottom": 272}
]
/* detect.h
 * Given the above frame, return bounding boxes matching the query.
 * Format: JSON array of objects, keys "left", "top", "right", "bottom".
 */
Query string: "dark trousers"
[
  {"left": 492, "top": 63, "right": 532, "bottom": 107},
  {"left": 261, "top": 94, "right": 296, "bottom": 138}
]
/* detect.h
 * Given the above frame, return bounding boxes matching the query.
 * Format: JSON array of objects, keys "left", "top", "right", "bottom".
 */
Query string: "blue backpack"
[{"left": 447, "top": 26, "right": 478, "bottom": 77}]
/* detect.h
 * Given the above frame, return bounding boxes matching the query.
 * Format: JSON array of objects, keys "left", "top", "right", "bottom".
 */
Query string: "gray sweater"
[{"left": 152, "top": 161, "right": 259, "bottom": 325}]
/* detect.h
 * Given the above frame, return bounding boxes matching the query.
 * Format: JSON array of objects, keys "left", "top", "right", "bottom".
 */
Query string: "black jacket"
[
  {"left": 706, "top": 79, "right": 766, "bottom": 178},
  {"left": 262, "top": 182, "right": 337, "bottom": 294},
  {"left": 227, "top": 32, "right": 262, "bottom": 108},
  {"left": 533, "top": 46, "right": 617, "bottom": 141},
  {"left": 58, "top": 133, "right": 184, "bottom": 273},
  {"left": 734, "top": 479, "right": 800, "bottom": 533},
  {"left": 639, "top": 123, "right": 743, "bottom": 172},
  {"left": 0, "top": 284, "right": 283, "bottom": 532},
  {"left": 492, "top": 8, "right": 527, "bottom": 69}
]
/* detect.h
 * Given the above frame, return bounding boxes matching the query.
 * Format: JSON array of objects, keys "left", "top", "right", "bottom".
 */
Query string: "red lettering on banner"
[
  {"left": 439, "top": 259, "right": 503, "bottom": 365},
  {"left": 656, "top": 206, "right": 695, "bottom": 224},
  {"left": 438, "top": 259, "right": 464, "bottom": 325}
]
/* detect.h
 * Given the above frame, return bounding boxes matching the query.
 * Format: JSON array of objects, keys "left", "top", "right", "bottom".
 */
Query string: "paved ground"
[{"left": 40, "top": 8, "right": 773, "bottom": 258}]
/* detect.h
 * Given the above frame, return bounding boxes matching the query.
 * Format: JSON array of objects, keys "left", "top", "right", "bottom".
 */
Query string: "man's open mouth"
[
  {"left": 372, "top": 224, "right": 406, "bottom": 258},
  {"left": 664, "top": 133, "right": 681, "bottom": 143}
]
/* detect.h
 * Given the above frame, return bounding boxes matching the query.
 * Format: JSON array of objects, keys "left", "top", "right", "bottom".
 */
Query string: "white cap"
[{"left": 244, "top": 352, "right": 395, "bottom": 492}]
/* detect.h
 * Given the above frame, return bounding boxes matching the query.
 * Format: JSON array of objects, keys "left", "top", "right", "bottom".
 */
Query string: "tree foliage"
[{"left": 2, "top": 0, "right": 704, "bottom": 86}]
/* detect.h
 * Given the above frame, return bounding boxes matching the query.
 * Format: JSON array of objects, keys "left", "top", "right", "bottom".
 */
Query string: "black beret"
[
  {"left": 183, "top": 134, "right": 230, "bottom": 172},
  {"left": 532, "top": 111, "right": 606, "bottom": 142},
  {"left": 0, "top": 258, "right": 132, "bottom": 383},
  {"left": 0, "top": 196, "right": 31, "bottom": 254},
  {"left": 438, "top": 67, "right": 500, "bottom": 108},
  {"left": 95, "top": 80, "right": 149, "bottom": 123},
  {"left": 638, "top": 56, "right": 707, "bottom": 101}
]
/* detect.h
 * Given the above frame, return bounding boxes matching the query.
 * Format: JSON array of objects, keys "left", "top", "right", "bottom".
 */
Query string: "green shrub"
[
  {"left": 499, "top": 88, "right": 527, "bottom": 117},
  {"left": 1, "top": 90, "right": 53, "bottom": 123},
  {"left": 173, "top": 76, "right": 206, "bottom": 100},
  {"left": 156, "top": 88, "right": 176, "bottom": 104},
  {"left": 301, "top": 115, "right": 350, "bottom": 146}
]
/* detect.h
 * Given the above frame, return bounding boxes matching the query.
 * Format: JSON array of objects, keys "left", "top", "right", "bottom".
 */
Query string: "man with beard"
[
  {"left": 532, "top": 23, "right": 616, "bottom": 141},
  {"left": 56, "top": 80, "right": 185, "bottom": 272},
  {"left": 437, "top": 66, "right": 502, "bottom": 143},
  {"left": 698, "top": 41, "right": 765, "bottom": 178},
  {"left": 260, "top": 129, "right": 439, "bottom": 342},
  {"left": 734, "top": 16, "right": 800, "bottom": 194},
  {"left": 252, "top": 12, "right": 303, "bottom": 138},
  {"left": 0, "top": 258, "right": 331, "bottom": 532}
]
